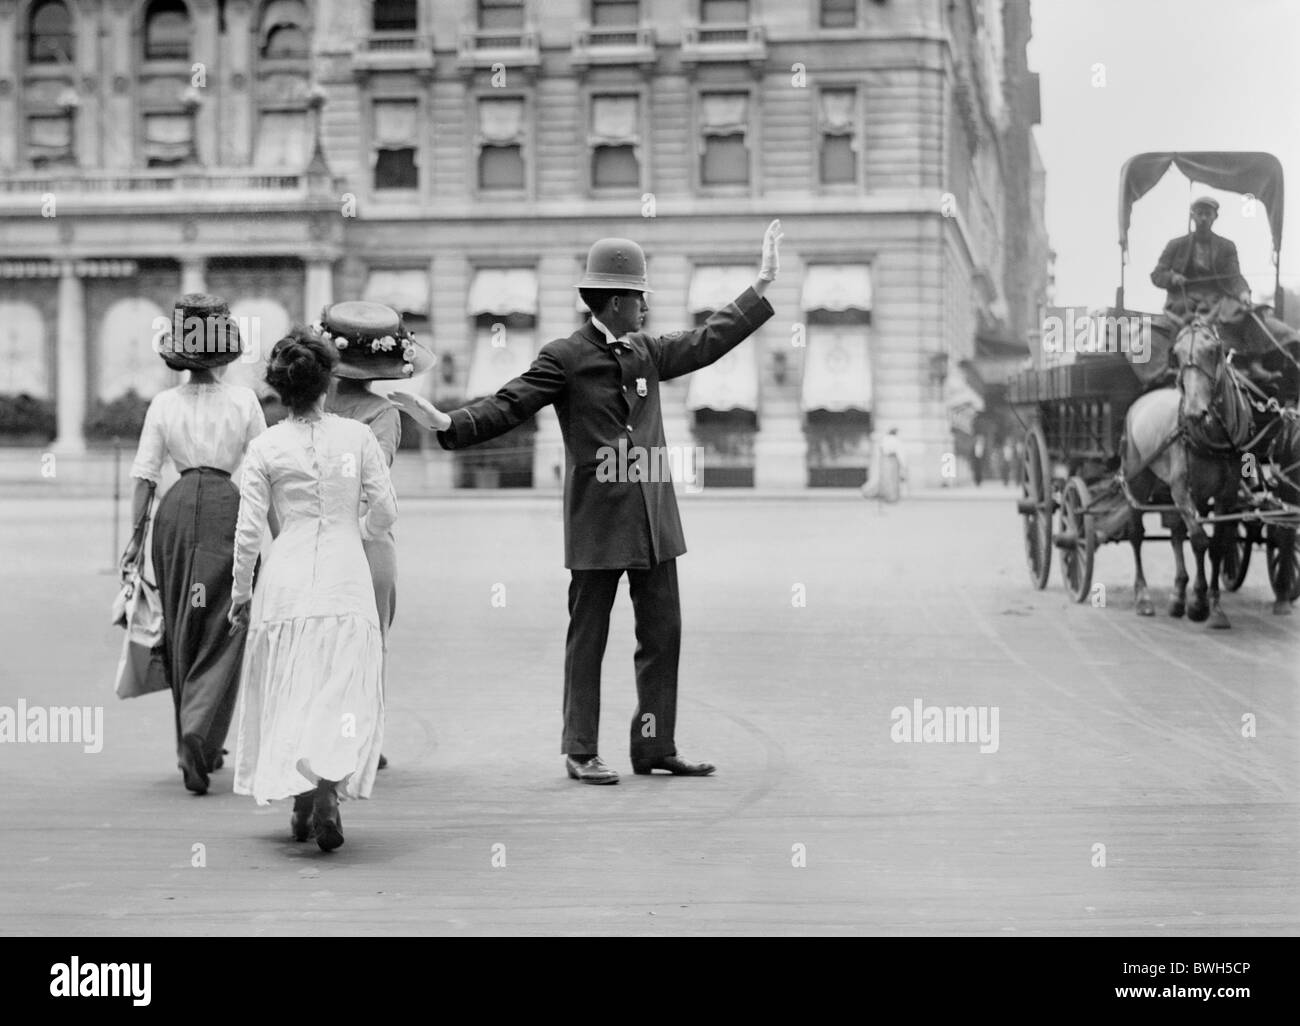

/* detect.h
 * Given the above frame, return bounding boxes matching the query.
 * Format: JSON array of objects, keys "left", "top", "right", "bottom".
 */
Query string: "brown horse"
[{"left": 1121, "top": 319, "right": 1253, "bottom": 627}]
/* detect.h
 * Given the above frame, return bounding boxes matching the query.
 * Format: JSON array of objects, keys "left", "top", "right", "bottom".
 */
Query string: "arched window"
[
  {"left": 261, "top": 0, "right": 309, "bottom": 59},
  {"left": 28, "top": 0, "right": 74, "bottom": 64},
  {"left": 144, "top": 0, "right": 191, "bottom": 61}
]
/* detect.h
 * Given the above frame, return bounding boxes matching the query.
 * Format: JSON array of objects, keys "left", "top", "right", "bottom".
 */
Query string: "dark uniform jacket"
[
  {"left": 1150, "top": 231, "right": 1250, "bottom": 320},
  {"left": 437, "top": 287, "right": 774, "bottom": 569}
]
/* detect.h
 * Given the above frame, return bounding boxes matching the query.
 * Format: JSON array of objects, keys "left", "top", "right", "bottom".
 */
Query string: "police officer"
[{"left": 392, "top": 221, "right": 782, "bottom": 783}]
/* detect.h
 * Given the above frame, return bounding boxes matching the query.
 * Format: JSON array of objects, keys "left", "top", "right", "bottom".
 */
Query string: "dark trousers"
[
  {"left": 152, "top": 468, "right": 244, "bottom": 766},
  {"left": 562, "top": 559, "right": 680, "bottom": 759}
]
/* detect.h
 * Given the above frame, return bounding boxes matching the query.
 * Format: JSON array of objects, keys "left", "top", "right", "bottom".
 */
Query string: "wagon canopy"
[{"left": 1118, "top": 151, "right": 1284, "bottom": 253}]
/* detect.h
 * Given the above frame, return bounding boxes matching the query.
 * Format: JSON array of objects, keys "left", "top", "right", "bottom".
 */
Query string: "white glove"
[{"left": 759, "top": 219, "right": 783, "bottom": 281}]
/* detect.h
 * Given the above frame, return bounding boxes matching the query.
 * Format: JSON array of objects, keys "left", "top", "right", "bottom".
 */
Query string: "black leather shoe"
[
  {"left": 631, "top": 754, "right": 716, "bottom": 776},
  {"left": 565, "top": 754, "right": 619, "bottom": 784},
  {"left": 178, "top": 734, "right": 209, "bottom": 795},
  {"left": 210, "top": 748, "right": 227, "bottom": 772},
  {"left": 290, "top": 792, "right": 314, "bottom": 842},
  {"left": 312, "top": 782, "right": 344, "bottom": 852},
  {"left": 377, "top": 753, "right": 388, "bottom": 770}
]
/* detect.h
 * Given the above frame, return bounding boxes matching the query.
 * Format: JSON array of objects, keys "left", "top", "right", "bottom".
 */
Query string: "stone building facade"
[{"left": 0, "top": 0, "right": 1049, "bottom": 488}]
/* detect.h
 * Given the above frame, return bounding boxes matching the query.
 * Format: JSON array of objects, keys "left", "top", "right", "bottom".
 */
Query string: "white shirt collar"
[{"left": 590, "top": 315, "right": 623, "bottom": 347}]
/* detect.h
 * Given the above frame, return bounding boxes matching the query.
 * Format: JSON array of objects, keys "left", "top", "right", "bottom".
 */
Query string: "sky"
[{"left": 1027, "top": 0, "right": 1300, "bottom": 313}]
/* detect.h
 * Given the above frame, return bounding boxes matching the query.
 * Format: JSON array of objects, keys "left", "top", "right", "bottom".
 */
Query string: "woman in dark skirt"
[{"left": 126, "top": 294, "right": 267, "bottom": 794}]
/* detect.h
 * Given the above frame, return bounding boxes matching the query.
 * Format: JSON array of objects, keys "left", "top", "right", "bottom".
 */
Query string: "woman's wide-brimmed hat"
[
  {"left": 317, "top": 301, "right": 435, "bottom": 381},
  {"left": 156, "top": 293, "right": 243, "bottom": 371}
]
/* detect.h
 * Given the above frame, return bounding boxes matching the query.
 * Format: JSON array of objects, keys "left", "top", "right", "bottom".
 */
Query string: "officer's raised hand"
[
  {"left": 388, "top": 391, "right": 452, "bottom": 432},
  {"left": 755, "top": 219, "right": 783, "bottom": 294}
]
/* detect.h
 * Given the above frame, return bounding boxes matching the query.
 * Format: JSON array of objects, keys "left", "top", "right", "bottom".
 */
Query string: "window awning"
[
  {"left": 686, "top": 344, "right": 759, "bottom": 413},
  {"left": 465, "top": 326, "right": 537, "bottom": 401},
  {"left": 253, "top": 110, "right": 310, "bottom": 169},
  {"left": 801, "top": 264, "right": 872, "bottom": 313},
  {"left": 467, "top": 268, "right": 538, "bottom": 317},
  {"left": 800, "top": 324, "right": 872, "bottom": 413},
  {"left": 688, "top": 265, "right": 754, "bottom": 313},
  {"left": 364, "top": 269, "right": 430, "bottom": 316}
]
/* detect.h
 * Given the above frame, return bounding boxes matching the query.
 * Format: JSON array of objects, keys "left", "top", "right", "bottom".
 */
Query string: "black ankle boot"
[
  {"left": 178, "top": 733, "right": 209, "bottom": 795},
  {"left": 290, "top": 791, "right": 314, "bottom": 842},
  {"left": 312, "top": 780, "right": 343, "bottom": 852}
]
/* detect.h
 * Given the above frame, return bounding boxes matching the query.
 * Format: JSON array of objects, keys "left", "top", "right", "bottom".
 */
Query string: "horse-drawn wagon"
[{"left": 1011, "top": 152, "right": 1300, "bottom": 621}]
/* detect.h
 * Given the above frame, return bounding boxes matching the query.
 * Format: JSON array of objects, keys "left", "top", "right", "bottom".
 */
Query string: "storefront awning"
[
  {"left": 467, "top": 268, "right": 538, "bottom": 317},
  {"left": 800, "top": 325, "right": 872, "bottom": 412},
  {"left": 464, "top": 326, "right": 537, "bottom": 401},
  {"left": 364, "top": 269, "right": 430, "bottom": 316},
  {"left": 688, "top": 266, "right": 756, "bottom": 313},
  {"left": 801, "top": 264, "right": 872, "bottom": 312},
  {"left": 686, "top": 344, "right": 759, "bottom": 413}
]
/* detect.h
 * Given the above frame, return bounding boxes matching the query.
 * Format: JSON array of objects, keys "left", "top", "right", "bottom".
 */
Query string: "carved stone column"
[
  {"left": 304, "top": 258, "right": 334, "bottom": 323},
  {"left": 180, "top": 257, "right": 207, "bottom": 297},
  {"left": 224, "top": 0, "right": 254, "bottom": 166},
  {"left": 0, "top": 0, "right": 19, "bottom": 169},
  {"left": 75, "top": 0, "right": 103, "bottom": 168},
  {"left": 190, "top": 0, "right": 219, "bottom": 167},
  {"left": 105, "top": 0, "right": 135, "bottom": 169},
  {"left": 53, "top": 262, "right": 87, "bottom": 454}
]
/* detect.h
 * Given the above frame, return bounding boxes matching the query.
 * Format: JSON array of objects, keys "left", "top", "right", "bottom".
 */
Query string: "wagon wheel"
[
  {"left": 1057, "top": 476, "right": 1096, "bottom": 604},
  {"left": 1020, "top": 424, "right": 1053, "bottom": 589},
  {"left": 1221, "top": 520, "right": 1255, "bottom": 592},
  {"left": 1265, "top": 524, "right": 1300, "bottom": 603}
]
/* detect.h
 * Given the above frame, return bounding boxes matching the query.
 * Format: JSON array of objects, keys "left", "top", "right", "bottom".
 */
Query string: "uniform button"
[
  {"left": 622, "top": 386, "right": 627, "bottom": 391},
  {"left": 626, "top": 425, "right": 633, "bottom": 432}
]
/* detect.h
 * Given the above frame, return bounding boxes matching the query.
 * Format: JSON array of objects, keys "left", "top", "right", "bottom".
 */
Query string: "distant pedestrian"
[
  {"left": 861, "top": 428, "right": 906, "bottom": 503},
  {"left": 972, "top": 434, "right": 986, "bottom": 486},
  {"left": 228, "top": 328, "right": 397, "bottom": 852},
  {"left": 1000, "top": 438, "right": 1014, "bottom": 486},
  {"left": 127, "top": 294, "right": 265, "bottom": 795}
]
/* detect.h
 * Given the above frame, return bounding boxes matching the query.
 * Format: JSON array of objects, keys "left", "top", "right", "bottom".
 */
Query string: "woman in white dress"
[
  {"left": 227, "top": 327, "right": 396, "bottom": 852},
  {"left": 127, "top": 294, "right": 266, "bottom": 795}
]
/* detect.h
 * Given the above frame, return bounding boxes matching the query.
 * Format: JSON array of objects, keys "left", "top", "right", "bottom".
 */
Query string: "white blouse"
[
  {"left": 231, "top": 414, "right": 398, "bottom": 609},
  {"left": 130, "top": 383, "right": 267, "bottom": 484}
]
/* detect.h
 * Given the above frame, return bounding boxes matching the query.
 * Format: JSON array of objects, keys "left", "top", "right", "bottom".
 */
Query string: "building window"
[
  {"left": 28, "top": 0, "right": 74, "bottom": 65},
  {"left": 372, "top": 99, "right": 419, "bottom": 189},
  {"left": 479, "top": 0, "right": 525, "bottom": 30},
  {"left": 820, "top": 0, "right": 857, "bottom": 29},
  {"left": 254, "top": 110, "right": 311, "bottom": 168},
  {"left": 27, "top": 114, "right": 75, "bottom": 167},
  {"left": 700, "top": 92, "right": 749, "bottom": 187},
  {"left": 702, "top": 0, "right": 749, "bottom": 22},
  {"left": 143, "top": 111, "right": 194, "bottom": 167},
  {"left": 590, "top": 94, "right": 640, "bottom": 189},
  {"left": 592, "top": 0, "right": 639, "bottom": 25},
  {"left": 261, "top": 0, "right": 310, "bottom": 58},
  {"left": 819, "top": 88, "right": 858, "bottom": 185},
  {"left": 144, "top": 0, "right": 191, "bottom": 62},
  {"left": 478, "top": 97, "right": 526, "bottom": 191},
  {"left": 373, "top": 0, "right": 417, "bottom": 32}
]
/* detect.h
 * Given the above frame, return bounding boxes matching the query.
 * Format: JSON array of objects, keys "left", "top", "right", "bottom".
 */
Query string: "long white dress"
[{"left": 230, "top": 413, "right": 398, "bottom": 805}]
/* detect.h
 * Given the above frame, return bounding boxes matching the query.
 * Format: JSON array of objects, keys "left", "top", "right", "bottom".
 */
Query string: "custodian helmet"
[{"left": 574, "top": 238, "right": 653, "bottom": 293}]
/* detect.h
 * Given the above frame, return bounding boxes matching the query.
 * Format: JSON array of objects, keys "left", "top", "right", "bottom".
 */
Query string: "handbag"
[{"left": 112, "top": 485, "right": 169, "bottom": 699}]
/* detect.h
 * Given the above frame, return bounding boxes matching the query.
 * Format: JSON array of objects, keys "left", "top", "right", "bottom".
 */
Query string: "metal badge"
[{"left": 636, "top": 377, "right": 648, "bottom": 397}]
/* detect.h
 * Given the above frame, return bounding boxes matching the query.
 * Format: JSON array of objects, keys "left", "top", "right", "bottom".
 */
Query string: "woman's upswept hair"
[{"left": 265, "top": 326, "right": 339, "bottom": 415}]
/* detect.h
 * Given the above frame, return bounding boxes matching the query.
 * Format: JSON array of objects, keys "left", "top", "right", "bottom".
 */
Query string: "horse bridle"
[{"left": 1175, "top": 326, "right": 1250, "bottom": 456}]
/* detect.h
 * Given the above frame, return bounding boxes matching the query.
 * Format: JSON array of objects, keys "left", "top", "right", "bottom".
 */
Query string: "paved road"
[{"left": 1, "top": 491, "right": 1296, "bottom": 935}]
